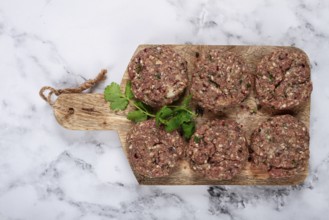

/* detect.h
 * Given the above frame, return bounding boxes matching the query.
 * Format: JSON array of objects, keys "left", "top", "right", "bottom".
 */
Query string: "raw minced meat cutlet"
[
  {"left": 128, "top": 46, "right": 188, "bottom": 108},
  {"left": 126, "top": 119, "right": 185, "bottom": 178},
  {"left": 251, "top": 115, "right": 309, "bottom": 178},
  {"left": 255, "top": 49, "right": 312, "bottom": 110},
  {"left": 187, "top": 119, "right": 248, "bottom": 180},
  {"left": 190, "top": 50, "right": 251, "bottom": 112}
]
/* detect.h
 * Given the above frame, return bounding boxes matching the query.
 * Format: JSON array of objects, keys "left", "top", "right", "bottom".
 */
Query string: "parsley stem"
[
  {"left": 130, "top": 100, "right": 155, "bottom": 117},
  {"left": 170, "top": 106, "right": 197, "bottom": 118},
  {"left": 121, "top": 93, "right": 155, "bottom": 117},
  {"left": 183, "top": 109, "right": 197, "bottom": 118}
]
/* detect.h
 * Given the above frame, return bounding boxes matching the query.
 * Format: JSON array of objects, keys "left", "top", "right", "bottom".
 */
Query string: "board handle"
[
  {"left": 53, "top": 93, "right": 129, "bottom": 131},
  {"left": 39, "top": 69, "right": 130, "bottom": 131}
]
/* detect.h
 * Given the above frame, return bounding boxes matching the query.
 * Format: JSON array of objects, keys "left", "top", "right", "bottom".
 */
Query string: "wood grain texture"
[{"left": 53, "top": 45, "right": 311, "bottom": 185}]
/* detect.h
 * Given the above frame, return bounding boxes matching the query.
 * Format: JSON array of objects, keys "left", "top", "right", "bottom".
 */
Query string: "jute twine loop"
[{"left": 39, "top": 69, "right": 107, "bottom": 106}]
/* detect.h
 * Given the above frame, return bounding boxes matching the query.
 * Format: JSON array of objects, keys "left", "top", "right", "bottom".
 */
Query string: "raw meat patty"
[
  {"left": 187, "top": 119, "right": 248, "bottom": 180},
  {"left": 127, "top": 119, "right": 185, "bottom": 178},
  {"left": 190, "top": 50, "right": 251, "bottom": 112},
  {"left": 251, "top": 115, "right": 310, "bottom": 178},
  {"left": 128, "top": 46, "right": 188, "bottom": 107},
  {"left": 255, "top": 50, "right": 312, "bottom": 110}
]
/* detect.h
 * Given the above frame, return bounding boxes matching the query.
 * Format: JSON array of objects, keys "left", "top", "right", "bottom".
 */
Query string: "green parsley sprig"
[
  {"left": 155, "top": 95, "right": 196, "bottom": 139},
  {"left": 104, "top": 81, "right": 196, "bottom": 139},
  {"left": 104, "top": 81, "right": 155, "bottom": 122}
]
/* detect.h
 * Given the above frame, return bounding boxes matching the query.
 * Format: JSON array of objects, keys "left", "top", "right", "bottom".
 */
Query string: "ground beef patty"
[
  {"left": 256, "top": 50, "right": 312, "bottom": 110},
  {"left": 251, "top": 115, "right": 309, "bottom": 178},
  {"left": 128, "top": 46, "right": 188, "bottom": 107},
  {"left": 127, "top": 119, "right": 185, "bottom": 178},
  {"left": 187, "top": 120, "right": 248, "bottom": 180},
  {"left": 190, "top": 50, "right": 251, "bottom": 112}
]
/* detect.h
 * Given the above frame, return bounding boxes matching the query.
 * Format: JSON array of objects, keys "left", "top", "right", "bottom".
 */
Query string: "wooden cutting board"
[{"left": 52, "top": 45, "right": 310, "bottom": 185}]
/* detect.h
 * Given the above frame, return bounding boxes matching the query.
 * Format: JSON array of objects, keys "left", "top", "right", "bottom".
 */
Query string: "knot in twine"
[{"left": 39, "top": 69, "right": 107, "bottom": 106}]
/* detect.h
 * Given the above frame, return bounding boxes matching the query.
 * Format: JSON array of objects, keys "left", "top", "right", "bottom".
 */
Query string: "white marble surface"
[{"left": 0, "top": 0, "right": 328, "bottom": 219}]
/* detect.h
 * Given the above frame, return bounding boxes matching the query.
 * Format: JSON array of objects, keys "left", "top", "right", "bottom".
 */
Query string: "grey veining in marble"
[{"left": 0, "top": 0, "right": 329, "bottom": 219}]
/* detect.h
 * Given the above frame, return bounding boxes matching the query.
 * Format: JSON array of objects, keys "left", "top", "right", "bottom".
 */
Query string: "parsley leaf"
[
  {"left": 127, "top": 110, "right": 148, "bottom": 123},
  {"left": 182, "top": 122, "right": 195, "bottom": 139},
  {"left": 165, "top": 115, "right": 182, "bottom": 132},
  {"left": 104, "top": 81, "right": 156, "bottom": 119},
  {"left": 104, "top": 82, "right": 122, "bottom": 102},
  {"left": 181, "top": 95, "right": 192, "bottom": 108},
  {"left": 156, "top": 106, "right": 173, "bottom": 125},
  {"left": 104, "top": 80, "right": 197, "bottom": 139},
  {"left": 177, "top": 111, "right": 192, "bottom": 123},
  {"left": 104, "top": 83, "right": 128, "bottom": 110},
  {"left": 157, "top": 100, "right": 196, "bottom": 139},
  {"left": 110, "top": 98, "right": 129, "bottom": 110},
  {"left": 125, "top": 81, "right": 134, "bottom": 100}
]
